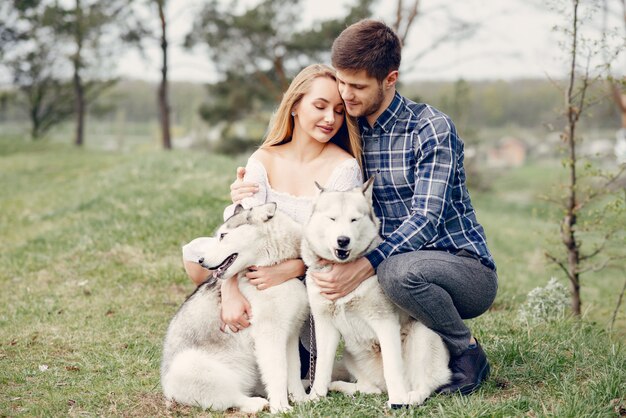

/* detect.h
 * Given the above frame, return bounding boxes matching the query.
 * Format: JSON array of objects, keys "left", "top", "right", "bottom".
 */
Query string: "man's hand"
[
  {"left": 246, "top": 259, "right": 306, "bottom": 290},
  {"left": 311, "top": 257, "right": 374, "bottom": 301},
  {"left": 220, "top": 276, "right": 252, "bottom": 332},
  {"left": 230, "top": 167, "right": 259, "bottom": 204}
]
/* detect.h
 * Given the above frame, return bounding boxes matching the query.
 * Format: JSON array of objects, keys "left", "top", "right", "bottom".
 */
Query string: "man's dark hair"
[{"left": 331, "top": 19, "right": 402, "bottom": 82}]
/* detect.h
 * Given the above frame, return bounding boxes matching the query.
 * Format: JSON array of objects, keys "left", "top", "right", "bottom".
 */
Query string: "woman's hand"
[
  {"left": 230, "top": 167, "right": 259, "bottom": 204},
  {"left": 220, "top": 276, "right": 252, "bottom": 332},
  {"left": 246, "top": 259, "right": 306, "bottom": 290}
]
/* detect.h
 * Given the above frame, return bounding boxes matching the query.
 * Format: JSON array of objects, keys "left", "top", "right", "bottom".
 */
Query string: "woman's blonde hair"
[{"left": 261, "top": 64, "right": 362, "bottom": 166}]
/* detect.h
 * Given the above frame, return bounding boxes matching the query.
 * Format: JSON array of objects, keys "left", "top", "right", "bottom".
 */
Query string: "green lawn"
[{"left": 1, "top": 137, "right": 624, "bottom": 417}]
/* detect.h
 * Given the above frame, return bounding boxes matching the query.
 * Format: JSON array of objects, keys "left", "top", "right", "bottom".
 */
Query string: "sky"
[{"left": 69, "top": 0, "right": 626, "bottom": 84}]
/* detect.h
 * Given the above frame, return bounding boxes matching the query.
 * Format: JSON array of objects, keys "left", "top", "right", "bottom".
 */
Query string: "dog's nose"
[{"left": 337, "top": 236, "right": 350, "bottom": 248}]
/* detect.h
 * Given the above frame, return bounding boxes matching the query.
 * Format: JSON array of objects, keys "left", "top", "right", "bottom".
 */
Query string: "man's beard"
[{"left": 358, "top": 85, "right": 385, "bottom": 118}]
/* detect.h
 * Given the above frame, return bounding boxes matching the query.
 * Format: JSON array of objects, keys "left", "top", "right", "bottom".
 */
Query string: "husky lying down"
[
  {"left": 302, "top": 178, "right": 451, "bottom": 407},
  {"left": 161, "top": 203, "right": 309, "bottom": 413}
]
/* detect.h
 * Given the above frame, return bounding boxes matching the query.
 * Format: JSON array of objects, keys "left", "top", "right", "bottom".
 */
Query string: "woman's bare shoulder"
[
  {"left": 325, "top": 142, "right": 355, "bottom": 163},
  {"left": 250, "top": 147, "right": 276, "bottom": 166}
]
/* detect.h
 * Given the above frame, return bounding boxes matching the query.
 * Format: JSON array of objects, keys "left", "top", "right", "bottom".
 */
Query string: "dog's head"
[
  {"left": 305, "top": 177, "right": 380, "bottom": 263},
  {"left": 199, "top": 203, "right": 278, "bottom": 280}
]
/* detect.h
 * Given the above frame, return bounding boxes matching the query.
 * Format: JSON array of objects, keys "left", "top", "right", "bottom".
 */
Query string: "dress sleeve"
[
  {"left": 326, "top": 158, "right": 363, "bottom": 191},
  {"left": 222, "top": 158, "right": 269, "bottom": 220}
]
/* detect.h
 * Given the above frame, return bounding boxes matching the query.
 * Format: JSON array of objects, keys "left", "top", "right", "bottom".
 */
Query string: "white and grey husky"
[
  {"left": 161, "top": 203, "right": 309, "bottom": 413},
  {"left": 302, "top": 178, "right": 451, "bottom": 407}
]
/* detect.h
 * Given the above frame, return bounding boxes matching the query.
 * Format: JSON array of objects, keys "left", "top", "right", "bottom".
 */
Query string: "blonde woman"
[{"left": 181, "top": 64, "right": 363, "bottom": 376}]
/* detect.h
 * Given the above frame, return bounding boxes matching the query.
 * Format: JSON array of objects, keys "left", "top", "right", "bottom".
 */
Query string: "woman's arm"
[
  {"left": 220, "top": 276, "right": 253, "bottom": 332},
  {"left": 245, "top": 258, "right": 306, "bottom": 290},
  {"left": 183, "top": 260, "right": 211, "bottom": 286}
]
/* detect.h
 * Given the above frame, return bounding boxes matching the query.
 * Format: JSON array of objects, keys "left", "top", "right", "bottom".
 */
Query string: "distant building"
[{"left": 486, "top": 136, "right": 528, "bottom": 168}]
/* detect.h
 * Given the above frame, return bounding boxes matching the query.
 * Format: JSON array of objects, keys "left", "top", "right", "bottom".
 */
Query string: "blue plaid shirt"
[{"left": 361, "top": 92, "right": 496, "bottom": 271}]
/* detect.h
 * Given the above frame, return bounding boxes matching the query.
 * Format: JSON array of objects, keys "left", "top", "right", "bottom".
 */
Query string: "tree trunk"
[
  {"left": 563, "top": 0, "right": 582, "bottom": 316},
  {"left": 157, "top": 0, "right": 171, "bottom": 150},
  {"left": 30, "top": 95, "right": 41, "bottom": 140},
  {"left": 73, "top": 66, "right": 85, "bottom": 147},
  {"left": 73, "top": 0, "right": 85, "bottom": 147}
]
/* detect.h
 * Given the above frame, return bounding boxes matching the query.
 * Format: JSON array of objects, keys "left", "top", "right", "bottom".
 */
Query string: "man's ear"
[{"left": 384, "top": 70, "right": 399, "bottom": 90}]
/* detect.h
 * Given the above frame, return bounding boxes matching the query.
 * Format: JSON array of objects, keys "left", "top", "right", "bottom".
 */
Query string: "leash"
[{"left": 308, "top": 314, "right": 316, "bottom": 389}]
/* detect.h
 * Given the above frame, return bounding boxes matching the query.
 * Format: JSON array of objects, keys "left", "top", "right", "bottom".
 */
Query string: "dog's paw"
[
  {"left": 408, "top": 389, "right": 429, "bottom": 406},
  {"left": 239, "top": 397, "right": 269, "bottom": 413},
  {"left": 307, "top": 389, "right": 326, "bottom": 403},
  {"left": 289, "top": 390, "right": 309, "bottom": 404},
  {"left": 329, "top": 380, "right": 358, "bottom": 395},
  {"left": 387, "top": 392, "right": 409, "bottom": 408},
  {"left": 269, "top": 402, "right": 292, "bottom": 413}
]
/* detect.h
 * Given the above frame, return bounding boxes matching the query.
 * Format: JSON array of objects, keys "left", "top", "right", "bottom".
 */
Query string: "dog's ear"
[
  {"left": 233, "top": 204, "right": 245, "bottom": 215},
  {"left": 362, "top": 176, "right": 375, "bottom": 202},
  {"left": 255, "top": 202, "right": 277, "bottom": 222}
]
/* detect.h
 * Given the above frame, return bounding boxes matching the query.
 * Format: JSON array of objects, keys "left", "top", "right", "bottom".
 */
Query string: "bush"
[{"left": 518, "top": 277, "right": 570, "bottom": 324}]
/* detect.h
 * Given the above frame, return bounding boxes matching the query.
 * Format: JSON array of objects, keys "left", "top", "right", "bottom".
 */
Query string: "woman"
[{"left": 181, "top": 63, "right": 363, "bottom": 376}]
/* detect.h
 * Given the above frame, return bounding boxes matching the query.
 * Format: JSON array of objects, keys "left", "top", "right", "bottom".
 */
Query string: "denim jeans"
[{"left": 377, "top": 249, "right": 498, "bottom": 357}]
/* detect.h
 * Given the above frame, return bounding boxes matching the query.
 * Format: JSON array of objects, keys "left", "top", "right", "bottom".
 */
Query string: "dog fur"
[
  {"left": 302, "top": 178, "right": 451, "bottom": 407},
  {"left": 161, "top": 203, "right": 309, "bottom": 413}
]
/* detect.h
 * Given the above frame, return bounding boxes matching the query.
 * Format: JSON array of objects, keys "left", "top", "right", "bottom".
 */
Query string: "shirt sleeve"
[
  {"left": 365, "top": 115, "right": 458, "bottom": 268},
  {"left": 326, "top": 158, "right": 364, "bottom": 191},
  {"left": 222, "top": 158, "right": 269, "bottom": 220}
]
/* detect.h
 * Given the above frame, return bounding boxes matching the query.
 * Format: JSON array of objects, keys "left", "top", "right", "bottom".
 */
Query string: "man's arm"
[
  {"left": 366, "top": 115, "right": 459, "bottom": 269},
  {"left": 310, "top": 257, "right": 374, "bottom": 301}
]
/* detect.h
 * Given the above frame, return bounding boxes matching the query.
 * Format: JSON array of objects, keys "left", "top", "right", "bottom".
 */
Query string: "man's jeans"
[{"left": 377, "top": 249, "right": 498, "bottom": 357}]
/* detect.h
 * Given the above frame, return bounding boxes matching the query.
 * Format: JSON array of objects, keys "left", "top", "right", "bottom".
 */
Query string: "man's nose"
[{"left": 340, "top": 86, "right": 354, "bottom": 101}]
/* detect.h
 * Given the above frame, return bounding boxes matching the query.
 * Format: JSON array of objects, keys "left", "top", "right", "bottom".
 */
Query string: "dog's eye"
[
  {"left": 351, "top": 218, "right": 358, "bottom": 222},
  {"left": 329, "top": 217, "right": 336, "bottom": 222},
  {"left": 219, "top": 233, "right": 227, "bottom": 240}
]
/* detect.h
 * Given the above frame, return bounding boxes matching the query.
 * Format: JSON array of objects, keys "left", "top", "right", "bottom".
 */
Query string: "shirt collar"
[{"left": 358, "top": 91, "right": 403, "bottom": 134}]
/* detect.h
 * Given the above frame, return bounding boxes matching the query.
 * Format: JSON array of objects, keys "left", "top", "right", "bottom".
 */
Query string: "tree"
[
  {"left": 390, "top": 0, "right": 479, "bottom": 73},
  {"left": 49, "top": 0, "right": 143, "bottom": 146},
  {"left": 10, "top": 47, "right": 75, "bottom": 139},
  {"left": 544, "top": 0, "right": 625, "bottom": 316},
  {"left": 0, "top": 1, "right": 75, "bottom": 139},
  {"left": 155, "top": 0, "right": 171, "bottom": 150}
]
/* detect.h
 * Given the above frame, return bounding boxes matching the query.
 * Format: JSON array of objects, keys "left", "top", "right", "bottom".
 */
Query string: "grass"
[{"left": 0, "top": 136, "right": 624, "bottom": 417}]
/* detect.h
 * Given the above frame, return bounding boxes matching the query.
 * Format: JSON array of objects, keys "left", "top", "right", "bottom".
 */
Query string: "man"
[{"left": 232, "top": 19, "right": 498, "bottom": 396}]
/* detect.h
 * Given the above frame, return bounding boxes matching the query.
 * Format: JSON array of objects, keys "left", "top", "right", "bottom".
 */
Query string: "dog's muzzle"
[
  {"left": 334, "top": 235, "right": 351, "bottom": 260},
  {"left": 199, "top": 253, "right": 238, "bottom": 279},
  {"left": 334, "top": 248, "right": 351, "bottom": 261}
]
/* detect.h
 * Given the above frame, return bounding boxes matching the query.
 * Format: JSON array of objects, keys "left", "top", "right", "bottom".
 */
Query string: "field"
[{"left": 1, "top": 136, "right": 625, "bottom": 417}]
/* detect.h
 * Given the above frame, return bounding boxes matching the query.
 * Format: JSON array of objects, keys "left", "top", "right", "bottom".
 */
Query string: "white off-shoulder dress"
[{"left": 182, "top": 157, "right": 363, "bottom": 263}]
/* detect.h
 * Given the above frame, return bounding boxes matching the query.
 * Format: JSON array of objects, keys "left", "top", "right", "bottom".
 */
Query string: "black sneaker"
[{"left": 436, "top": 340, "right": 490, "bottom": 396}]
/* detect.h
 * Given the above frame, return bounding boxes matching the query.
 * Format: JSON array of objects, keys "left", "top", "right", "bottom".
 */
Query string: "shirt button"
[{"left": 376, "top": 169, "right": 381, "bottom": 173}]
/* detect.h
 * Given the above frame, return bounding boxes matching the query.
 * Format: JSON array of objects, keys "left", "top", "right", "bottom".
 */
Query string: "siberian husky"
[
  {"left": 302, "top": 178, "right": 451, "bottom": 407},
  {"left": 161, "top": 203, "right": 309, "bottom": 413}
]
